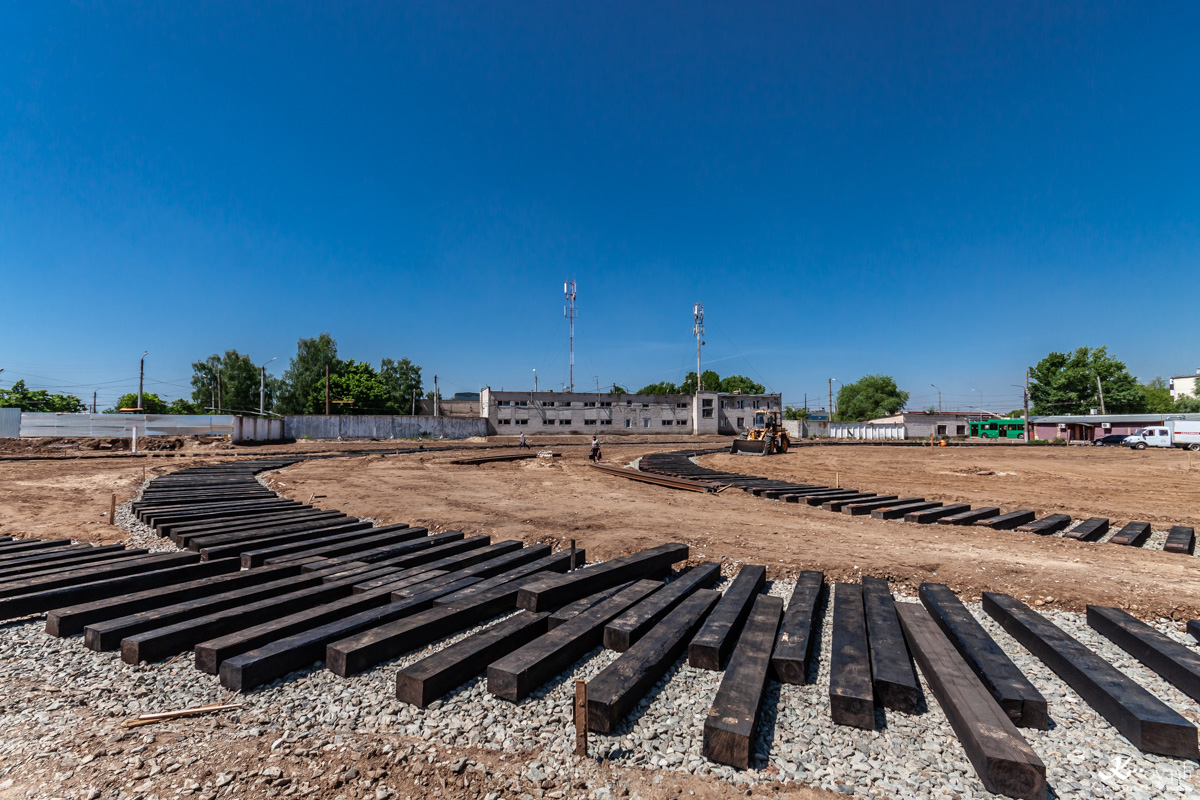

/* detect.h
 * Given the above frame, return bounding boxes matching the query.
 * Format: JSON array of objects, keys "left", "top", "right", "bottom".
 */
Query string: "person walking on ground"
[
  {"left": 589, "top": 435, "right": 601, "bottom": 462},
  {"left": 518, "top": 432, "right": 530, "bottom": 450}
]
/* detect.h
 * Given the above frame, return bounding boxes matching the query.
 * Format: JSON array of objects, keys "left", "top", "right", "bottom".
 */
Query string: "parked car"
[{"left": 1092, "top": 434, "right": 1130, "bottom": 446}]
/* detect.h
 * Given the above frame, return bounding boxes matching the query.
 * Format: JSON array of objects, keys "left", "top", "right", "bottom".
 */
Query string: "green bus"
[{"left": 970, "top": 419, "right": 1026, "bottom": 439}]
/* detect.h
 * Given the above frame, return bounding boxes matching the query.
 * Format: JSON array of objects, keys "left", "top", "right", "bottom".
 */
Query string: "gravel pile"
[{"left": 3, "top": 559, "right": 1199, "bottom": 800}]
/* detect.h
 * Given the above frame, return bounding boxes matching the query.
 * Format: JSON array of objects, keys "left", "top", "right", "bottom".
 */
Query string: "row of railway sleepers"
[{"left": 638, "top": 453, "right": 1197, "bottom": 555}]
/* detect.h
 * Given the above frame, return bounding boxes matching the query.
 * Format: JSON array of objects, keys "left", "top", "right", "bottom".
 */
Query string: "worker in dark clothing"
[
  {"left": 589, "top": 435, "right": 601, "bottom": 462},
  {"left": 518, "top": 432, "right": 531, "bottom": 450}
]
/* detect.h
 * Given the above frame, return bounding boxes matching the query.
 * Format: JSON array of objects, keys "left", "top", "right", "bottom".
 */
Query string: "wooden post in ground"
[
  {"left": 574, "top": 680, "right": 588, "bottom": 756},
  {"left": 109, "top": 494, "right": 116, "bottom": 526},
  {"left": 570, "top": 539, "right": 576, "bottom": 571}
]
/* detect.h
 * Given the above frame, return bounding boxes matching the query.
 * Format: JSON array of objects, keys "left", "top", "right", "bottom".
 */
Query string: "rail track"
[{"left": 1, "top": 458, "right": 1198, "bottom": 799}]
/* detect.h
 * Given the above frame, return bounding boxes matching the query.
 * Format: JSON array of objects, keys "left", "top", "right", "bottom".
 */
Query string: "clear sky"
[{"left": 2, "top": 2, "right": 1197, "bottom": 414}]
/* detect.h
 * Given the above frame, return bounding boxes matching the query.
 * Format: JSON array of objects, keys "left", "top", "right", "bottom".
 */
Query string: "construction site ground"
[{"left": 1, "top": 438, "right": 1197, "bottom": 800}]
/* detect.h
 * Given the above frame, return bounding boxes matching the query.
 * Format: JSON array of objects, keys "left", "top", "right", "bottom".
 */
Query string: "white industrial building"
[{"left": 480, "top": 388, "right": 783, "bottom": 436}]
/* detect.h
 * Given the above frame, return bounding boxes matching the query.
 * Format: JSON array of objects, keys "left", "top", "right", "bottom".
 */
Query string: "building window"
[
  {"left": 625, "top": 419, "right": 632, "bottom": 428},
  {"left": 676, "top": 402, "right": 688, "bottom": 409},
  {"left": 584, "top": 419, "right": 596, "bottom": 426},
  {"left": 516, "top": 419, "right": 529, "bottom": 425},
  {"left": 956, "top": 425, "right": 965, "bottom": 435},
  {"left": 753, "top": 400, "right": 760, "bottom": 409},
  {"left": 599, "top": 419, "right": 612, "bottom": 425},
  {"left": 497, "top": 419, "right": 511, "bottom": 425},
  {"left": 559, "top": 419, "right": 571, "bottom": 426},
  {"left": 737, "top": 400, "right": 745, "bottom": 409},
  {"left": 702, "top": 409, "right": 713, "bottom": 419},
  {"left": 542, "top": 401, "right": 555, "bottom": 407},
  {"left": 937, "top": 425, "right": 947, "bottom": 435},
  {"left": 676, "top": 419, "right": 688, "bottom": 426},
  {"left": 736, "top": 417, "right": 744, "bottom": 427},
  {"left": 702, "top": 399, "right": 713, "bottom": 408},
  {"left": 661, "top": 420, "right": 673, "bottom": 426},
  {"left": 599, "top": 401, "right": 612, "bottom": 407},
  {"left": 583, "top": 402, "right": 596, "bottom": 408},
  {"left": 626, "top": 400, "right": 633, "bottom": 406},
  {"left": 721, "top": 401, "right": 727, "bottom": 409},
  {"left": 498, "top": 400, "right": 511, "bottom": 407},
  {"left": 643, "top": 418, "right": 650, "bottom": 428},
  {"left": 641, "top": 403, "right": 649, "bottom": 408}
]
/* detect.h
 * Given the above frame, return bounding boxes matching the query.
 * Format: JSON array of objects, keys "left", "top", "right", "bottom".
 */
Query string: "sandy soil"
[{"left": 265, "top": 443, "right": 1200, "bottom": 621}]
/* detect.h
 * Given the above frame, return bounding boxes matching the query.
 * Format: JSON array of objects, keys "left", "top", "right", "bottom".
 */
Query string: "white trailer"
[{"left": 1124, "top": 419, "right": 1200, "bottom": 451}]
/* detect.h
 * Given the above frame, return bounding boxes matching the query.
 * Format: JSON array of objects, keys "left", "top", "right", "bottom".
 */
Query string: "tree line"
[{"left": 636, "top": 371, "right": 765, "bottom": 396}]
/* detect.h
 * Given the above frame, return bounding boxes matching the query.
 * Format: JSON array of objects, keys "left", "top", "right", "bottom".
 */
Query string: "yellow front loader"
[{"left": 730, "top": 409, "right": 791, "bottom": 455}]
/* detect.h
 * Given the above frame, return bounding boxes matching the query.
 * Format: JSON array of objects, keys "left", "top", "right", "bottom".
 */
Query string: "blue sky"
[{"left": 2, "top": 2, "right": 1196, "bottom": 414}]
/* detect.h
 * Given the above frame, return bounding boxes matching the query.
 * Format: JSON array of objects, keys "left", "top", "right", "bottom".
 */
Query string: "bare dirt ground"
[
  {"left": 266, "top": 442, "right": 1200, "bottom": 621},
  {"left": 2, "top": 438, "right": 1198, "bottom": 800}
]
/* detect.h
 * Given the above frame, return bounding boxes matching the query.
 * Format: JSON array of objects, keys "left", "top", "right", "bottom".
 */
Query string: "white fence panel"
[{"left": 828, "top": 422, "right": 905, "bottom": 440}]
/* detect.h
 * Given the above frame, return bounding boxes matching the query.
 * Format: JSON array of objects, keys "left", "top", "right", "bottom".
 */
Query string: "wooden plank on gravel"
[
  {"left": 701, "top": 594, "right": 785, "bottom": 769},
  {"left": 688, "top": 564, "right": 767, "bottom": 671},
  {"left": 1087, "top": 605, "right": 1200, "bottom": 704},
  {"left": 862, "top": 577, "right": 920, "bottom": 712},
  {"left": 829, "top": 582, "right": 874, "bottom": 730},
  {"left": 982, "top": 592, "right": 1198, "bottom": 758},
  {"left": 289, "top": 532, "right": 474, "bottom": 570},
  {"left": 240, "top": 525, "right": 433, "bottom": 568},
  {"left": 895, "top": 602, "right": 1047, "bottom": 800},
  {"left": 843, "top": 497, "right": 923, "bottom": 517},
  {"left": 1063, "top": 517, "right": 1109, "bottom": 541},
  {"left": 352, "top": 541, "right": 527, "bottom": 593},
  {"left": 604, "top": 562, "right": 720, "bottom": 652},
  {"left": 218, "top": 577, "right": 483, "bottom": 691},
  {"left": 771, "top": 570, "right": 824, "bottom": 684},
  {"left": 1108, "top": 521, "right": 1151, "bottom": 547},
  {"left": 1163, "top": 526, "right": 1195, "bottom": 555},
  {"left": 202, "top": 521, "right": 373, "bottom": 563},
  {"left": 516, "top": 543, "right": 687, "bottom": 613},
  {"left": 0, "top": 558, "right": 239, "bottom": 622},
  {"left": 974, "top": 510, "right": 1036, "bottom": 530},
  {"left": 1189, "top": 620, "right": 1200, "bottom": 644},
  {"left": 0, "top": 548, "right": 147, "bottom": 581},
  {"left": 1015, "top": 514, "right": 1072, "bottom": 535},
  {"left": 396, "top": 611, "right": 551, "bottom": 708},
  {"left": 590, "top": 589, "right": 721, "bottom": 732},
  {"left": 47, "top": 561, "right": 307, "bottom": 637},
  {"left": 83, "top": 564, "right": 349, "bottom": 651},
  {"left": 936, "top": 507, "right": 1000, "bottom": 526},
  {"left": 488, "top": 580, "right": 663, "bottom": 702},
  {"left": 871, "top": 501, "right": 941, "bottom": 521},
  {"left": 187, "top": 573, "right": 445, "bottom": 673},
  {"left": 255, "top": 526, "right": 429, "bottom": 565},
  {"left": 801, "top": 490, "right": 862, "bottom": 507},
  {"left": 172, "top": 510, "right": 348, "bottom": 544},
  {"left": 434, "top": 549, "right": 585, "bottom": 608},
  {"left": 918, "top": 583, "right": 1047, "bottom": 729},
  {"left": 0, "top": 540, "right": 80, "bottom": 558},
  {"left": 0, "top": 552, "right": 202, "bottom": 599},
  {"left": 906, "top": 504, "right": 971, "bottom": 524},
  {"left": 547, "top": 583, "right": 631, "bottom": 630}
]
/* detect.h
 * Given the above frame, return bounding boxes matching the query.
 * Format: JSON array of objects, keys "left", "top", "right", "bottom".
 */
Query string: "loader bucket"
[{"left": 730, "top": 439, "right": 769, "bottom": 455}]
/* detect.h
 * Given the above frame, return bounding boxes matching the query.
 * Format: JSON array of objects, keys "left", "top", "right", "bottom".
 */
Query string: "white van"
[{"left": 1124, "top": 419, "right": 1200, "bottom": 451}]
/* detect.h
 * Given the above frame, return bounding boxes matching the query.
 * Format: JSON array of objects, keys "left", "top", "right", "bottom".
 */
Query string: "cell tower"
[
  {"left": 693, "top": 302, "right": 705, "bottom": 392},
  {"left": 564, "top": 281, "right": 577, "bottom": 392}
]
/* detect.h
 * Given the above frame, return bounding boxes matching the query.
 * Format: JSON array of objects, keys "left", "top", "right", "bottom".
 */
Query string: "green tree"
[
  {"left": 191, "top": 350, "right": 265, "bottom": 414},
  {"left": 718, "top": 375, "right": 765, "bottom": 394},
  {"left": 1007, "top": 409, "right": 1026, "bottom": 419},
  {"left": 1140, "top": 377, "right": 1175, "bottom": 413},
  {"left": 636, "top": 381, "right": 680, "bottom": 395},
  {"left": 106, "top": 392, "right": 170, "bottom": 414},
  {"left": 834, "top": 375, "right": 909, "bottom": 421},
  {"left": 1177, "top": 394, "right": 1200, "bottom": 413},
  {"left": 680, "top": 370, "right": 720, "bottom": 394},
  {"left": 1028, "top": 347, "right": 1142, "bottom": 415},
  {"left": 378, "top": 357, "right": 422, "bottom": 415},
  {"left": 275, "top": 333, "right": 343, "bottom": 414},
  {"left": 0, "top": 380, "right": 86, "bottom": 413},
  {"left": 305, "top": 360, "right": 390, "bottom": 414},
  {"left": 784, "top": 405, "right": 808, "bottom": 420}
]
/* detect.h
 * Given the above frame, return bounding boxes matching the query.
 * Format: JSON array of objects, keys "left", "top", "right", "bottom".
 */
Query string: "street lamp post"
[
  {"left": 259, "top": 357, "right": 278, "bottom": 415},
  {"left": 829, "top": 378, "right": 840, "bottom": 420},
  {"left": 138, "top": 352, "right": 149, "bottom": 412},
  {"left": 930, "top": 384, "right": 941, "bottom": 413}
]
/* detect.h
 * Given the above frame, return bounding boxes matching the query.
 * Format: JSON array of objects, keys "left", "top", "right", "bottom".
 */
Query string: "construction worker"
[
  {"left": 518, "top": 432, "right": 530, "bottom": 450},
  {"left": 589, "top": 435, "right": 601, "bottom": 462}
]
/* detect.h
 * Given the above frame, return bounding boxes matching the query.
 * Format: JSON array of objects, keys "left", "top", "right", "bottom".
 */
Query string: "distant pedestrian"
[
  {"left": 589, "top": 435, "right": 602, "bottom": 462},
  {"left": 518, "top": 432, "right": 530, "bottom": 450}
]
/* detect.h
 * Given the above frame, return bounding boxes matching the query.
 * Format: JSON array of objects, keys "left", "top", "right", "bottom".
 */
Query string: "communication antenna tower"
[
  {"left": 564, "top": 281, "right": 577, "bottom": 392},
  {"left": 693, "top": 302, "right": 705, "bottom": 393}
]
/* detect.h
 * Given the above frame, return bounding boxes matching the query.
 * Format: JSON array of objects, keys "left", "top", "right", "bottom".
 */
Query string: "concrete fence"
[
  {"left": 828, "top": 422, "right": 906, "bottom": 440},
  {"left": 5, "top": 413, "right": 282, "bottom": 442},
  {"left": 283, "top": 415, "right": 488, "bottom": 440},
  {"left": 784, "top": 420, "right": 829, "bottom": 439}
]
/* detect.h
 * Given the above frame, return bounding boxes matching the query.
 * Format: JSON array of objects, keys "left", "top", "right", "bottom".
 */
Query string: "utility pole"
[
  {"left": 138, "top": 351, "right": 148, "bottom": 412},
  {"left": 1096, "top": 374, "right": 1106, "bottom": 415},
  {"left": 259, "top": 357, "right": 277, "bottom": 416},
  {"left": 595, "top": 376, "right": 600, "bottom": 395},
  {"left": 931, "top": 384, "right": 941, "bottom": 413},
  {"left": 324, "top": 365, "right": 330, "bottom": 415},
  {"left": 533, "top": 369, "right": 538, "bottom": 394},
  {"left": 564, "top": 281, "right": 577, "bottom": 392},
  {"left": 1024, "top": 370, "right": 1030, "bottom": 442},
  {"left": 411, "top": 388, "right": 416, "bottom": 416},
  {"left": 693, "top": 303, "right": 705, "bottom": 393},
  {"left": 93, "top": 391, "right": 97, "bottom": 414},
  {"left": 217, "top": 370, "right": 222, "bottom": 413},
  {"left": 434, "top": 374, "right": 439, "bottom": 417}
]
